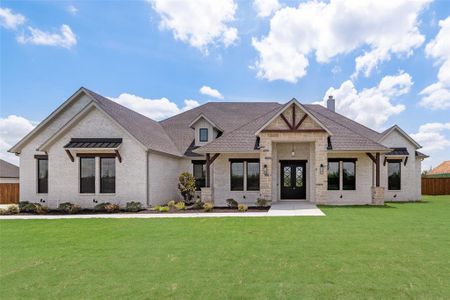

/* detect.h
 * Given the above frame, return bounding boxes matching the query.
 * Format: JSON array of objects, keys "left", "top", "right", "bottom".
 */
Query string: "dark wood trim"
[
  {"left": 366, "top": 153, "right": 376, "bottom": 163},
  {"left": 279, "top": 159, "right": 308, "bottom": 163},
  {"left": 328, "top": 158, "right": 357, "bottom": 162},
  {"left": 115, "top": 150, "right": 122, "bottom": 163},
  {"left": 375, "top": 152, "right": 380, "bottom": 187},
  {"left": 205, "top": 153, "right": 221, "bottom": 188},
  {"left": 280, "top": 113, "right": 293, "bottom": 129},
  {"left": 65, "top": 150, "right": 74, "bottom": 162},
  {"left": 292, "top": 105, "right": 296, "bottom": 128},
  {"left": 34, "top": 154, "right": 48, "bottom": 159},
  {"left": 404, "top": 156, "right": 408, "bottom": 166},
  {"left": 261, "top": 129, "right": 326, "bottom": 133},
  {"left": 387, "top": 159, "right": 403, "bottom": 163},
  {"left": 76, "top": 153, "right": 117, "bottom": 158},
  {"left": 294, "top": 114, "right": 308, "bottom": 130},
  {"left": 210, "top": 153, "right": 220, "bottom": 164},
  {"left": 383, "top": 156, "right": 387, "bottom": 166},
  {"left": 192, "top": 160, "right": 206, "bottom": 164}
]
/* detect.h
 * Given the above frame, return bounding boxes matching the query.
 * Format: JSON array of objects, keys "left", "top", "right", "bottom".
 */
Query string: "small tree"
[{"left": 178, "top": 172, "right": 196, "bottom": 204}]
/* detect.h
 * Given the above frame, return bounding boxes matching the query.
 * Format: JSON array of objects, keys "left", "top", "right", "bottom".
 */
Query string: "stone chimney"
[{"left": 327, "top": 95, "right": 335, "bottom": 112}]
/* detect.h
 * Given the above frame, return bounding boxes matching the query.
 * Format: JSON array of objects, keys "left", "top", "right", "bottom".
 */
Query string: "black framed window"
[
  {"left": 342, "top": 161, "right": 356, "bottom": 190},
  {"left": 192, "top": 160, "right": 206, "bottom": 191},
  {"left": 199, "top": 128, "right": 208, "bottom": 142},
  {"left": 37, "top": 158, "right": 48, "bottom": 193},
  {"left": 388, "top": 160, "right": 401, "bottom": 190},
  {"left": 247, "top": 160, "right": 260, "bottom": 191},
  {"left": 327, "top": 161, "right": 339, "bottom": 190},
  {"left": 80, "top": 157, "right": 95, "bottom": 193},
  {"left": 100, "top": 157, "right": 115, "bottom": 193},
  {"left": 230, "top": 161, "right": 244, "bottom": 191}
]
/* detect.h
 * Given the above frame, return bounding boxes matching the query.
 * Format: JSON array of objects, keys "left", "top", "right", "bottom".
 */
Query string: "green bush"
[
  {"left": 59, "top": 202, "right": 81, "bottom": 214},
  {"left": 0, "top": 208, "right": 6, "bottom": 215},
  {"left": 178, "top": 172, "right": 196, "bottom": 204},
  {"left": 105, "top": 203, "right": 120, "bottom": 213},
  {"left": 167, "top": 200, "right": 176, "bottom": 207},
  {"left": 226, "top": 198, "right": 238, "bottom": 208},
  {"left": 203, "top": 202, "right": 213, "bottom": 212},
  {"left": 238, "top": 204, "right": 248, "bottom": 212},
  {"left": 149, "top": 205, "right": 161, "bottom": 211},
  {"left": 0, "top": 206, "right": 18, "bottom": 215},
  {"left": 192, "top": 199, "right": 204, "bottom": 210},
  {"left": 35, "top": 203, "right": 47, "bottom": 215},
  {"left": 125, "top": 202, "right": 142, "bottom": 212},
  {"left": 174, "top": 201, "right": 185, "bottom": 210},
  {"left": 19, "top": 201, "right": 31, "bottom": 212},
  {"left": 19, "top": 202, "right": 47, "bottom": 214},
  {"left": 158, "top": 206, "right": 169, "bottom": 212},
  {"left": 256, "top": 198, "right": 270, "bottom": 208},
  {"left": 94, "top": 202, "right": 110, "bottom": 212}
]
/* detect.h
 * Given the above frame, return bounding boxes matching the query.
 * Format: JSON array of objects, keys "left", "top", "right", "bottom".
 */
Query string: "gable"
[
  {"left": 379, "top": 126, "right": 421, "bottom": 149},
  {"left": 256, "top": 100, "right": 331, "bottom": 135}
]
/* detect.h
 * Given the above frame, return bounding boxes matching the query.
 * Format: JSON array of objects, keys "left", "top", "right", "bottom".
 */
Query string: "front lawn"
[{"left": 1, "top": 196, "right": 449, "bottom": 299}]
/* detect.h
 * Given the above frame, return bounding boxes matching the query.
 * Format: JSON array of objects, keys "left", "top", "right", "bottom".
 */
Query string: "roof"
[
  {"left": 378, "top": 125, "right": 421, "bottom": 148},
  {"left": 0, "top": 159, "right": 19, "bottom": 178},
  {"left": 429, "top": 160, "right": 450, "bottom": 175},
  {"left": 64, "top": 138, "right": 122, "bottom": 149}
]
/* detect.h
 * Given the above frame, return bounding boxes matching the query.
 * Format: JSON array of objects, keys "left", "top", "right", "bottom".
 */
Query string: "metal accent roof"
[
  {"left": 386, "top": 147, "right": 409, "bottom": 156},
  {"left": 64, "top": 138, "right": 122, "bottom": 149}
]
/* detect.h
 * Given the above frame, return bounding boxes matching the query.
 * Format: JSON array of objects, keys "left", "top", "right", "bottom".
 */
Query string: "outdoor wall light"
[
  {"left": 263, "top": 164, "right": 268, "bottom": 176},
  {"left": 320, "top": 163, "right": 324, "bottom": 174},
  {"left": 93, "top": 199, "right": 98, "bottom": 203},
  {"left": 291, "top": 144, "right": 295, "bottom": 157}
]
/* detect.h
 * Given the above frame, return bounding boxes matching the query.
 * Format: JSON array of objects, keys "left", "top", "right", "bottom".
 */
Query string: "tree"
[{"left": 178, "top": 172, "right": 196, "bottom": 204}]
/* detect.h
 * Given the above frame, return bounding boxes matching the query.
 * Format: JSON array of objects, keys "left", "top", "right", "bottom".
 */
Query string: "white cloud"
[
  {"left": 109, "top": 93, "right": 200, "bottom": 121},
  {"left": 0, "top": 7, "right": 25, "bottom": 29},
  {"left": 17, "top": 24, "right": 77, "bottom": 49},
  {"left": 420, "top": 16, "right": 450, "bottom": 110},
  {"left": 410, "top": 122, "right": 450, "bottom": 170},
  {"left": 149, "top": 0, "right": 238, "bottom": 53},
  {"left": 252, "top": 0, "right": 429, "bottom": 83},
  {"left": 317, "top": 72, "right": 412, "bottom": 130},
  {"left": 0, "top": 115, "right": 36, "bottom": 165},
  {"left": 199, "top": 86, "right": 223, "bottom": 99},
  {"left": 67, "top": 5, "right": 78, "bottom": 15},
  {"left": 253, "top": 0, "right": 280, "bottom": 18}
]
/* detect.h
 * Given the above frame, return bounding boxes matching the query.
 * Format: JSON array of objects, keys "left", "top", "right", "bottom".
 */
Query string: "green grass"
[{"left": 1, "top": 196, "right": 449, "bottom": 299}]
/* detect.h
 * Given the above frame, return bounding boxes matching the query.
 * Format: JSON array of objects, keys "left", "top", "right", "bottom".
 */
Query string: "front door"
[{"left": 280, "top": 161, "right": 306, "bottom": 200}]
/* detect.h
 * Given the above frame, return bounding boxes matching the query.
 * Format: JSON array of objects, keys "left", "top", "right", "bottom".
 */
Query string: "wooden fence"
[
  {"left": 0, "top": 183, "right": 19, "bottom": 204},
  {"left": 422, "top": 177, "right": 450, "bottom": 195}
]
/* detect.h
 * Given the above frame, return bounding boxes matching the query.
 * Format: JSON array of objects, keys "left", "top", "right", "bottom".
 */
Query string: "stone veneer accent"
[
  {"left": 201, "top": 187, "right": 213, "bottom": 203},
  {"left": 371, "top": 186, "right": 385, "bottom": 205}
]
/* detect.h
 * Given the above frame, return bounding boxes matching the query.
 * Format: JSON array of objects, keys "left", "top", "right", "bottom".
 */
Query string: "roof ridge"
[{"left": 303, "top": 105, "right": 387, "bottom": 149}]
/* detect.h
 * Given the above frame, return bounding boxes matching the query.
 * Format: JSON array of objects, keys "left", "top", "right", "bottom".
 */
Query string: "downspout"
[{"left": 146, "top": 149, "right": 150, "bottom": 207}]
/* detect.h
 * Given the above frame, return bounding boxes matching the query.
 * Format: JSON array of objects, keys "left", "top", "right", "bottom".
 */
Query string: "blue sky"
[{"left": 0, "top": 0, "right": 449, "bottom": 169}]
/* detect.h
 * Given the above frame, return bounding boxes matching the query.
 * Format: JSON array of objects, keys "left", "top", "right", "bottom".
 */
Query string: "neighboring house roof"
[
  {"left": 0, "top": 159, "right": 19, "bottom": 178},
  {"left": 429, "top": 160, "right": 450, "bottom": 175}
]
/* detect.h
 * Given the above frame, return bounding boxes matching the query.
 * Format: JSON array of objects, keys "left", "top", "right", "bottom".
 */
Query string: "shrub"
[
  {"left": 178, "top": 172, "right": 196, "bottom": 204},
  {"left": 6, "top": 205, "right": 19, "bottom": 215},
  {"left": 19, "top": 201, "right": 31, "bottom": 212},
  {"left": 203, "top": 202, "right": 213, "bottom": 212},
  {"left": 34, "top": 203, "right": 47, "bottom": 215},
  {"left": 226, "top": 198, "right": 238, "bottom": 208},
  {"left": 256, "top": 198, "right": 270, "bottom": 208},
  {"left": 59, "top": 202, "right": 81, "bottom": 214},
  {"left": 174, "top": 201, "right": 185, "bottom": 210},
  {"left": 105, "top": 203, "right": 120, "bottom": 213},
  {"left": 19, "top": 202, "right": 47, "bottom": 214},
  {"left": 149, "top": 205, "right": 161, "bottom": 211},
  {"left": 94, "top": 202, "right": 110, "bottom": 212},
  {"left": 125, "top": 202, "right": 142, "bottom": 212},
  {"left": 191, "top": 199, "right": 204, "bottom": 210},
  {"left": 158, "top": 206, "right": 169, "bottom": 212},
  {"left": 0, "top": 208, "right": 7, "bottom": 215},
  {"left": 238, "top": 204, "right": 248, "bottom": 212},
  {"left": 167, "top": 200, "right": 176, "bottom": 207}
]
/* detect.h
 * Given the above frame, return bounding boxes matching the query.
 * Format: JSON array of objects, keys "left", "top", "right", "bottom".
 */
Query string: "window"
[
  {"left": 192, "top": 161, "right": 206, "bottom": 191},
  {"left": 37, "top": 158, "right": 48, "bottom": 193},
  {"left": 342, "top": 161, "right": 356, "bottom": 190},
  {"left": 327, "top": 161, "right": 339, "bottom": 190},
  {"left": 80, "top": 157, "right": 95, "bottom": 193},
  {"left": 100, "top": 157, "right": 115, "bottom": 193},
  {"left": 247, "top": 161, "right": 260, "bottom": 191},
  {"left": 230, "top": 159, "right": 260, "bottom": 191},
  {"left": 327, "top": 159, "right": 356, "bottom": 191},
  {"left": 230, "top": 161, "right": 244, "bottom": 191},
  {"left": 199, "top": 128, "right": 208, "bottom": 142},
  {"left": 388, "top": 160, "right": 401, "bottom": 190}
]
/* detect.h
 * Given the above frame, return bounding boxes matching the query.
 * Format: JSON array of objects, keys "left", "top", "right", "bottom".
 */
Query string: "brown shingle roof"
[
  {"left": 0, "top": 159, "right": 19, "bottom": 178},
  {"left": 429, "top": 160, "right": 450, "bottom": 175}
]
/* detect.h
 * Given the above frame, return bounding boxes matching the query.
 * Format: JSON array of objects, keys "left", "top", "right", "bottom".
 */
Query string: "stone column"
[
  {"left": 371, "top": 187, "right": 385, "bottom": 205},
  {"left": 314, "top": 135, "right": 328, "bottom": 204},
  {"left": 259, "top": 136, "right": 272, "bottom": 201},
  {"left": 201, "top": 187, "right": 213, "bottom": 204}
]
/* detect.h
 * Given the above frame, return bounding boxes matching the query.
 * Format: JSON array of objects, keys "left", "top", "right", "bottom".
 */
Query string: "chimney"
[{"left": 327, "top": 95, "right": 335, "bottom": 112}]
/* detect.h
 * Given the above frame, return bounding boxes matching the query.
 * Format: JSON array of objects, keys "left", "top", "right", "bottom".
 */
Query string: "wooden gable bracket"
[
  {"left": 366, "top": 152, "right": 380, "bottom": 187},
  {"left": 65, "top": 149, "right": 74, "bottom": 162},
  {"left": 404, "top": 156, "right": 408, "bottom": 166},
  {"left": 383, "top": 156, "right": 387, "bottom": 166},
  {"left": 115, "top": 150, "right": 122, "bottom": 163},
  {"left": 205, "top": 153, "right": 220, "bottom": 187},
  {"left": 280, "top": 113, "right": 293, "bottom": 129},
  {"left": 294, "top": 114, "right": 308, "bottom": 130}
]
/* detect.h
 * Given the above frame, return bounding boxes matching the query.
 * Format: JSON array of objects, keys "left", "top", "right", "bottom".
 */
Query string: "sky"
[{"left": 0, "top": 0, "right": 449, "bottom": 170}]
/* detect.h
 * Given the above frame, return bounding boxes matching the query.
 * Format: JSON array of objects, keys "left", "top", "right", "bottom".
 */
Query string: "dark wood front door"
[{"left": 280, "top": 161, "right": 306, "bottom": 200}]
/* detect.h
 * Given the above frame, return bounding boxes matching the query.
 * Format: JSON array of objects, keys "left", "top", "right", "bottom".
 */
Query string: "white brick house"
[{"left": 9, "top": 88, "right": 427, "bottom": 208}]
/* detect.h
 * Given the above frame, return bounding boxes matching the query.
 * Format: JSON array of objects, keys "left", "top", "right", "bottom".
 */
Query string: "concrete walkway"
[{"left": 0, "top": 202, "right": 324, "bottom": 220}]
